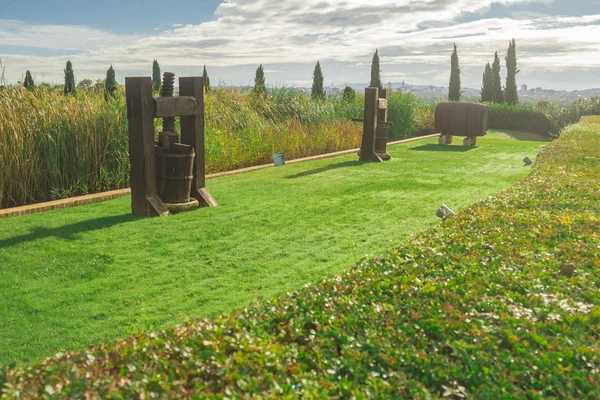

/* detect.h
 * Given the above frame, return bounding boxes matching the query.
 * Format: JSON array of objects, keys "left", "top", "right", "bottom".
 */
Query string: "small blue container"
[{"left": 272, "top": 152, "right": 285, "bottom": 166}]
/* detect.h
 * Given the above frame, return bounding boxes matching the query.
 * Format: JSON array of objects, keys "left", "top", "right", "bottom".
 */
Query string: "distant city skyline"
[{"left": 1, "top": 0, "right": 599, "bottom": 91}]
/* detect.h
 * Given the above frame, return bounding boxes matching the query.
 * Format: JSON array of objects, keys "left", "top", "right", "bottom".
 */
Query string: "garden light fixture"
[{"left": 436, "top": 204, "right": 455, "bottom": 219}]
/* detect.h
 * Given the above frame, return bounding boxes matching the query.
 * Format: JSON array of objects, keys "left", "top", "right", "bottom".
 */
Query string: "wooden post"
[
  {"left": 126, "top": 77, "right": 169, "bottom": 217},
  {"left": 378, "top": 89, "right": 388, "bottom": 124},
  {"left": 463, "top": 136, "right": 477, "bottom": 146},
  {"left": 179, "top": 77, "right": 217, "bottom": 207},
  {"left": 439, "top": 135, "right": 453, "bottom": 145},
  {"left": 375, "top": 89, "right": 392, "bottom": 161},
  {"left": 360, "top": 87, "right": 381, "bottom": 162}
]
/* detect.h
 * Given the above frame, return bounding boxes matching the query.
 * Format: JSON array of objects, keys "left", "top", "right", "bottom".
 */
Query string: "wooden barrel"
[
  {"left": 156, "top": 143, "right": 195, "bottom": 204},
  {"left": 375, "top": 122, "right": 392, "bottom": 154},
  {"left": 435, "top": 102, "right": 488, "bottom": 137}
]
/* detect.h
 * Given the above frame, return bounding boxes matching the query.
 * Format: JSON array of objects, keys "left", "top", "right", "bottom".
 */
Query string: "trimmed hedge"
[
  {"left": 1, "top": 119, "right": 599, "bottom": 398},
  {"left": 487, "top": 103, "right": 552, "bottom": 136}
]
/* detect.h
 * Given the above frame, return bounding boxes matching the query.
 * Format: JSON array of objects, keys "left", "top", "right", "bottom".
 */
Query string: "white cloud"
[
  {"left": 0, "top": 20, "right": 138, "bottom": 51},
  {"left": 1, "top": 0, "right": 599, "bottom": 90}
]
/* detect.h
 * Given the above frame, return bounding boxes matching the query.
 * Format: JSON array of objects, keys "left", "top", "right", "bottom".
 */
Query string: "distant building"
[{"left": 521, "top": 84, "right": 528, "bottom": 92}]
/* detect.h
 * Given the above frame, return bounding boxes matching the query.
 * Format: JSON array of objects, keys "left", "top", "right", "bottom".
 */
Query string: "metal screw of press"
[{"left": 160, "top": 72, "right": 178, "bottom": 147}]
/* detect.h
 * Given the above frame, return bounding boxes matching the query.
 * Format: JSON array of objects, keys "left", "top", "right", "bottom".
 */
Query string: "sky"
[{"left": 0, "top": 0, "right": 599, "bottom": 90}]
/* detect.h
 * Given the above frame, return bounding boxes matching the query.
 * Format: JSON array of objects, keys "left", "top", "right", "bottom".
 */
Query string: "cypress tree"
[
  {"left": 480, "top": 63, "right": 493, "bottom": 103},
  {"left": 370, "top": 50, "right": 382, "bottom": 89},
  {"left": 311, "top": 61, "right": 325, "bottom": 100},
  {"left": 505, "top": 39, "right": 519, "bottom": 105},
  {"left": 448, "top": 44, "right": 461, "bottom": 101},
  {"left": 104, "top": 65, "right": 117, "bottom": 100},
  {"left": 152, "top": 60, "right": 161, "bottom": 93},
  {"left": 253, "top": 64, "right": 266, "bottom": 95},
  {"left": 202, "top": 65, "right": 211, "bottom": 92},
  {"left": 64, "top": 60, "right": 75, "bottom": 95},
  {"left": 342, "top": 85, "right": 356, "bottom": 102},
  {"left": 492, "top": 52, "right": 503, "bottom": 104},
  {"left": 24, "top": 70, "right": 35, "bottom": 90}
]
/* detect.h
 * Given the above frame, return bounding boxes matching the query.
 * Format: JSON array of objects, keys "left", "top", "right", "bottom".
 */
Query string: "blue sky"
[
  {"left": 0, "top": 0, "right": 222, "bottom": 34},
  {"left": 1, "top": 0, "right": 599, "bottom": 90}
]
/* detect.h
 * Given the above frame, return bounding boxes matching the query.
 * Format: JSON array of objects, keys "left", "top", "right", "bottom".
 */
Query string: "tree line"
[
  {"left": 23, "top": 61, "right": 119, "bottom": 99},
  {"left": 250, "top": 50, "right": 386, "bottom": 101},
  {"left": 19, "top": 40, "right": 518, "bottom": 106},
  {"left": 19, "top": 49, "right": 385, "bottom": 103},
  {"left": 448, "top": 39, "right": 520, "bottom": 105}
]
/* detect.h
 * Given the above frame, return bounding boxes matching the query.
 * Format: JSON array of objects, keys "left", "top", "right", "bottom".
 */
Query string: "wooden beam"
[
  {"left": 375, "top": 89, "right": 392, "bottom": 161},
  {"left": 360, "top": 87, "right": 379, "bottom": 162},
  {"left": 126, "top": 77, "right": 169, "bottom": 217},
  {"left": 154, "top": 96, "right": 197, "bottom": 118},
  {"left": 179, "top": 77, "right": 218, "bottom": 207},
  {"left": 378, "top": 89, "right": 388, "bottom": 124}
]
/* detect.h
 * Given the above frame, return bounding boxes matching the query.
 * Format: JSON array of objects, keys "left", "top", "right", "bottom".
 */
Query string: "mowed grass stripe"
[{"left": 0, "top": 133, "right": 546, "bottom": 364}]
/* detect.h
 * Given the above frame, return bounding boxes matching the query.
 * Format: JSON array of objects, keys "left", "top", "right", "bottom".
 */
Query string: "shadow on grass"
[
  {"left": 285, "top": 160, "right": 363, "bottom": 179},
  {"left": 0, "top": 214, "right": 137, "bottom": 249},
  {"left": 409, "top": 144, "right": 476, "bottom": 152},
  {"left": 501, "top": 131, "right": 553, "bottom": 142}
]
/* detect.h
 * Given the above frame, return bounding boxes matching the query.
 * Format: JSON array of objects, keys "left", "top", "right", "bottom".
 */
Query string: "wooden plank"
[
  {"left": 154, "top": 96, "right": 197, "bottom": 118},
  {"left": 375, "top": 89, "right": 391, "bottom": 160},
  {"left": 196, "top": 188, "right": 218, "bottom": 207},
  {"left": 179, "top": 77, "right": 205, "bottom": 190},
  {"left": 147, "top": 196, "right": 170, "bottom": 216},
  {"left": 126, "top": 77, "right": 168, "bottom": 217},
  {"left": 180, "top": 76, "right": 217, "bottom": 207},
  {"left": 378, "top": 89, "right": 388, "bottom": 125},
  {"left": 360, "top": 87, "right": 379, "bottom": 162}
]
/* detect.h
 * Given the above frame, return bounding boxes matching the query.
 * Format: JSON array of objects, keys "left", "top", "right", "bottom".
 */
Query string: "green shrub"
[
  {"left": 387, "top": 91, "right": 417, "bottom": 140},
  {"left": 1, "top": 118, "right": 598, "bottom": 398},
  {"left": 532, "top": 100, "right": 582, "bottom": 136},
  {"left": 342, "top": 86, "right": 356, "bottom": 102},
  {"left": 571, "top": 96, "right": 600, "bottom": 116},
  {"left": 486, "top": 98, "right": 600, "bottom": 137},
  {"left": 487, "top": 103, "right": 551, "bottom": 135},
  {"left": 413, "top": 103, "right": 436, "bottom": 136}
]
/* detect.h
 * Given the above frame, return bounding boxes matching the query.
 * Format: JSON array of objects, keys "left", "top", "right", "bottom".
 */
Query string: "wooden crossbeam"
[{"left": 154, "top": 96, "right": 197, "bottom": 118}]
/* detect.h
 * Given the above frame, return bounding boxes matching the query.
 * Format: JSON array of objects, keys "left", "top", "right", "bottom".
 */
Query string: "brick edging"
[
  {"left": 0, "top": 134, "right": 439, "bottom": 219},
  {"left": 0, "top": 189, "right": 132, "bottom": 219}
]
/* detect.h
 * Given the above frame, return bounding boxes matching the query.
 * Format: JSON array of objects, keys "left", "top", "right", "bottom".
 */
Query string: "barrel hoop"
[
  {"left": 160, "top": 154, "right": 195, "bottom": 159},
  {"left": 157, "top": 175, "right": 194, "bottom": 180}
]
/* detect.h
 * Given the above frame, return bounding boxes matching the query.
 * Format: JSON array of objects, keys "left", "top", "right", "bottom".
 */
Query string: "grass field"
[{"left": 0, "top": 133, "right": 546, "bottom": 365}]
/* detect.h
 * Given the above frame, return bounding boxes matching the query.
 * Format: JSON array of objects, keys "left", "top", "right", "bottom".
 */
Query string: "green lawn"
[{"left": 0, "top": 133, "right": 546, "bottom": 365}]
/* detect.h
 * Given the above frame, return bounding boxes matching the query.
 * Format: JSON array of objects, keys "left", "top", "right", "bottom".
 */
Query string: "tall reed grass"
[
  {"left": 0, "top": 84, "right": 425, "bottom": 209},
  {"left": 0, "top": 86, "right": 129, "bottom": 208},
  {"left": 387, "top": 91, "right": 418, "bottom": 140},
  {"left": 0, "top": 86, "right": 367, "bottom": 208},
  {"left": 203, "top": 88, "right": 364, "bottom": 171}
]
